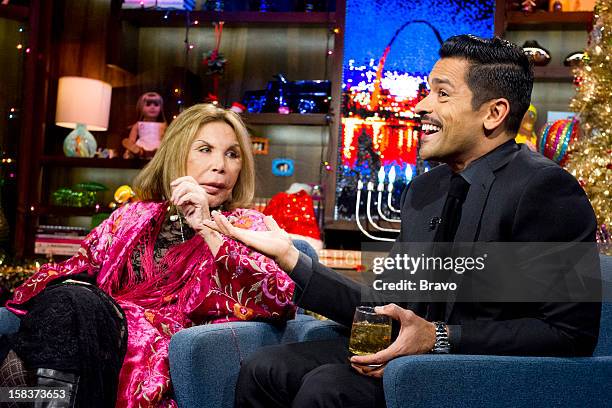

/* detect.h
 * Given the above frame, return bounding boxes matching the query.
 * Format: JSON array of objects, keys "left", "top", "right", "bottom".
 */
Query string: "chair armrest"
[
  {"left": 383, "top": 354, "right": 612, "bottom": 408},
  {"left": 169, "top": 315, "right": 345, "bottom": 408},
  {"left": 0, "top": 307, "right": 20, "bottom": 335}
]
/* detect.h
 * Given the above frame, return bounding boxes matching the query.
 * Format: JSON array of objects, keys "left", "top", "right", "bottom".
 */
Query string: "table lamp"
[{"left": 55, "top": 76, "right": 112, "bottom": 157}]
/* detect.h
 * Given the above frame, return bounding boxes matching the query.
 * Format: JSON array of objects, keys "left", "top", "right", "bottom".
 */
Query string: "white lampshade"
[{"left": 55, "top": 76, "right": 112, "bottom": 131}]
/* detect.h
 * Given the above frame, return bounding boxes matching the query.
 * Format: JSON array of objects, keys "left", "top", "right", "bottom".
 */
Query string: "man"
[{"left": 204, "top": 35, "right": 600, "bottom": 408}]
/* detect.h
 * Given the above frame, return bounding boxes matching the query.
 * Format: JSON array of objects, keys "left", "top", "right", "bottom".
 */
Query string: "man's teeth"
[{"left": 422, "top": 123, "right": 442, "bottom": 133}]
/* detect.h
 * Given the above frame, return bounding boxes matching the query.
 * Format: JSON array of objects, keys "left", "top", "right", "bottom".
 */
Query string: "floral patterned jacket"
[{"left": 8, "top": 201, "right": 296, "bottom": 407}]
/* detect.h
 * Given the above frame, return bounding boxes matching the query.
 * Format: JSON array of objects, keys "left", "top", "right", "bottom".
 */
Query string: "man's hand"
[
  {"left": 350, "top": 304, "right": 436, "bottom": 378},
  {"left": 203, "top": 211, "right": 300, "bottom": 272}
]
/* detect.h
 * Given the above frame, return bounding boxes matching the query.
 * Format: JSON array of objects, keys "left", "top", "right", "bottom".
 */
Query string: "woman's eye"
[
  {"left": 198, "top": 146, "right": 211, "bottom": 153},
  {"left": 226, "top": 150, "right": 240, "bottom": 159}
]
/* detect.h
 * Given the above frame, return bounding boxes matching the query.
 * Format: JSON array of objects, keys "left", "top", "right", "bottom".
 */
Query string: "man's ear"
[{"left": 482, "top": 98, "right": 511, "bottom": 134}]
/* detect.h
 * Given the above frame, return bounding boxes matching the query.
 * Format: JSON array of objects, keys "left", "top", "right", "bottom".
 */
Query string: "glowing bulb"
[
  {"left": 16, "top": 44, "right": 23, "bottom": 50},
  {"left": 377, "top": 167, "right": 385, "bottom": 183},
  {"left": 389, "top": 166, "right": 396, "bottom": 183},
  {"left": 405, "top": 165, "right": 413, "bottom": 181}
]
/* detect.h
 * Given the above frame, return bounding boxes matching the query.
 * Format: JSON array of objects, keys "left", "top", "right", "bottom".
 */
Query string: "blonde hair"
[{"left": 133, "top": 103, "right": 255, "bottom": 209}]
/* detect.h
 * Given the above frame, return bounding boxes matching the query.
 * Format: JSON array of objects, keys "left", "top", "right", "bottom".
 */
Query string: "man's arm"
[{"left": 290, "top": 252, "right": 364, "bottom": 328}]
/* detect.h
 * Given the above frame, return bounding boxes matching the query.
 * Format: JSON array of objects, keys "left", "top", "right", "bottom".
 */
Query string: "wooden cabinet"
[
  {"left": 501, "top": 7, "right": 593, "bottom": 130},
  {"left": 14, "top": 0, "right": 342, "bottom": 257}
]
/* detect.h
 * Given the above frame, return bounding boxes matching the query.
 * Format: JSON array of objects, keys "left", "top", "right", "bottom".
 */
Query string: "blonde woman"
[{"left": 6, "top": 104, "right": 296, "bottom": 407}]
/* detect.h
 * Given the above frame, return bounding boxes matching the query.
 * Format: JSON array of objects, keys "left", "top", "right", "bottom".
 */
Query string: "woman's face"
[{"left": 186, "top": 121, "right": 243, "bottom": 208}]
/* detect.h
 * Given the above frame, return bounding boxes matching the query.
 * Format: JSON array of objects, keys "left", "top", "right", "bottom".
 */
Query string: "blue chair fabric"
[{"left": 0, "top": 255, "right": 610, "bottom": 407}]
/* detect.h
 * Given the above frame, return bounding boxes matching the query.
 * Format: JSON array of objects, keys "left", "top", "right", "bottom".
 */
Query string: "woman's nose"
[{"left": 210, "top": 152, "right": 226, "bottom": 173}]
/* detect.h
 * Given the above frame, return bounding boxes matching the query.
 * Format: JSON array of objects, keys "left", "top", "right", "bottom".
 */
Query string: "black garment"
[
  {"left": 7, "top": 283, "right": 127, "bottom": 408},
  {"left": 235, "top": 339, "right": 386, "bottom": 408},
  {"left": 433, "top": 173, "right": 470, "bottom": 243},
  {"left": 428, "top": 173, "right": 470, "bottom": 322},
  {"left": 291, "top": 141, "right": 600, "bottom": 356},
  {"left": 234, "top": 141, "right": 601, "bottom": 408}
]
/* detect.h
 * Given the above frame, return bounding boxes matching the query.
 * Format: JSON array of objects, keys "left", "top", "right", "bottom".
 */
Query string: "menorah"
[{"left": 355, "top": 166, "right": 415, "bottom": 242}]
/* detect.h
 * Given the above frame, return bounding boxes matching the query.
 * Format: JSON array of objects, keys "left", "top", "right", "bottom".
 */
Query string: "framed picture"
[
  {"left": 251, "top": 137, "right": 269, "bottom": 155},
  {"left": 272, "top": 158, "right": 294, "bottom": 177}
]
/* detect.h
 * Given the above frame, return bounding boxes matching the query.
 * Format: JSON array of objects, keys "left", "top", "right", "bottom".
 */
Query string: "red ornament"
[{"left": 263, "top": 190, "right": 321, "bottom": 241}]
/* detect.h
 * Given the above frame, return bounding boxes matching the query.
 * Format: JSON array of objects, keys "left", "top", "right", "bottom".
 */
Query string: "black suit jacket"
[{"left": 291, "top": 142, "right": 601, "bottom": 356}]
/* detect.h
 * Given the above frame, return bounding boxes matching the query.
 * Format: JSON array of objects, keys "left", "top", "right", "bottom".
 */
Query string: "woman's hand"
[
  {"left": 203, "top": 211, "right": 300, "bottom": 273},
  {"left": 170, "top": 176, "right": 222, "bottom": 253}
]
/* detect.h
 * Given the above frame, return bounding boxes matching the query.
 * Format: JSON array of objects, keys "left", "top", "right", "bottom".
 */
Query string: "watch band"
[{"left": 431, "top": 321, "right": 451, "bottom": 353}]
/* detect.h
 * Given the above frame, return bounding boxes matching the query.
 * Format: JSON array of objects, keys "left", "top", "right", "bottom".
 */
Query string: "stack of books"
[
  {"left": 318, "top": 249, "right": 362, "bottom": 270},
  {"left": 34, "top": 225, "right": 88, "bottom": 256}
]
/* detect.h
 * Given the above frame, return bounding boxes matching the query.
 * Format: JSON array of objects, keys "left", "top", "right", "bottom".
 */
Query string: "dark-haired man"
[{"left": 205, "top": 35, "right": 600, "bottom": 408}]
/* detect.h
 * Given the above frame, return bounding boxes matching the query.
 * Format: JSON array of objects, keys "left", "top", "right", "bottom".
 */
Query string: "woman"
[{"left": 5, "top": 104, "right": 296, "bottom": 407}]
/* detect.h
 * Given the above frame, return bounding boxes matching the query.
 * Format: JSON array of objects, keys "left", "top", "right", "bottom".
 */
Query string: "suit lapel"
[{"left": 408, "top": 167, "right": 451, "bottom": 242}]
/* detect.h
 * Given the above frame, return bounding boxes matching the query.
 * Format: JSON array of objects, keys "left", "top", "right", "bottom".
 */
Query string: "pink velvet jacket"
[{"left": 8, "top": 201, "right": 296, "bottom": 407}]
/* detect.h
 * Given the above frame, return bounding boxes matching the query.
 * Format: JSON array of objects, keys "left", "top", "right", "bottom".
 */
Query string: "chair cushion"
[{"left": 594, "top": 255, "right": 612, "bottom": 356}]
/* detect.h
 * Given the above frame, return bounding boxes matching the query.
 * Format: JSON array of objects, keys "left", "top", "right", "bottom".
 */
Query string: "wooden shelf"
[
  {"left": 507, "top": 11, "right": 593, "bottom": 30},
  {"left": 323, "top": 219, "right": 400, "bottom": 233},
  {"left": 533, "top": 65, "right": 575, "bottom": 82},
  {"left": 40, "top": 156, "right": 148, "bottom": 169},
  {"left": 0, "top": 4, "right": 29, "bottom": 22},
  {"left": 35, "top": 206, "right": 107, "bottom": 217},
  {"left": 242, "top": 113, "right": 330, "bottom": 126},
  {"left": 120, "top": 10, "right": 336, "bottom": 27}
]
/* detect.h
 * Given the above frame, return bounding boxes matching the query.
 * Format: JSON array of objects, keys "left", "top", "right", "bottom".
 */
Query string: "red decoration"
[
  {"left": 263, "top": 190, "right": 321, "bottom": 242},
  {"left": 202, "top": 22, "right": 227, "bottom": 100}
]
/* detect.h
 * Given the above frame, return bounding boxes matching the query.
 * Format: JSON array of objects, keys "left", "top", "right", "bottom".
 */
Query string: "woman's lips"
[{"left": 202, "top": 184, "right": 224, "bottom": 195}]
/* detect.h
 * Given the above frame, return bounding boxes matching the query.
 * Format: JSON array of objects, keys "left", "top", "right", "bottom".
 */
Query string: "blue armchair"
[
  {"left": 1, "top": 255, "right": 610, "bottom": 407},
  {"left": 167, "top": 254, "right": 612, "bottom": 408},
  {"left": 381, "top": 254, "right": 612, "bottom": 408}
]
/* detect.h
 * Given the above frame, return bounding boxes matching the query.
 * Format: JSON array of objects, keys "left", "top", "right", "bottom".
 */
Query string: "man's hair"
[
  {"left": 133, "top": 103, "right": 255, "bottom": 209},
  {"left": 439, "top": 35, "right": 533, "bottom": 134}
]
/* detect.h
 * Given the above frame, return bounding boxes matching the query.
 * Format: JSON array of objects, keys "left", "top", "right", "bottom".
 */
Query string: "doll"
[{"left": 122, "top": 92, "right": 167, "bottom": 158}]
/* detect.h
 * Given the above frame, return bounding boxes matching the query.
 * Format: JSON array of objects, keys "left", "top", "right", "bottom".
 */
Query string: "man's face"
[{"left": 415, "top": 57, "right": 487, "bottom": 165}]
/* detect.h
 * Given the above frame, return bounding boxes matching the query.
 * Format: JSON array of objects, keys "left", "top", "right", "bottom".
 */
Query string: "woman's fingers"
[
  {"left": 263, "top": 216, "right": 282, "bottom": 231},
  {"left": 210, "top": 211, "right": 234, "bottom": 236},
  {"left": 176, "top": 192, "right": 202, "bottom": 208},
  {"left": 172, "top": 184, "right": 210, "bottom": 215},
  {"left": 170, "top": 176, "right": 198, "bottom": 187}
]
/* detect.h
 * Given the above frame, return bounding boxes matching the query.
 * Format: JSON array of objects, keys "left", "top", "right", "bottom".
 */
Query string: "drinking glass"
[{"left": 348, "top": 306, "right": 392, "bottom": 356}]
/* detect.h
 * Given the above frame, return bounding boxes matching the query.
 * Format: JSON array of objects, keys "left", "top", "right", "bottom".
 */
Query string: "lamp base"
[{"left": 63, "top": 123, "right": 97, "bottom": 157}]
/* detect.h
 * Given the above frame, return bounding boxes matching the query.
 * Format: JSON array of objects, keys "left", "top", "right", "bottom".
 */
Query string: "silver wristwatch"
[{"left": 431, "top": 321, "right": 451, "bottom": 353}]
